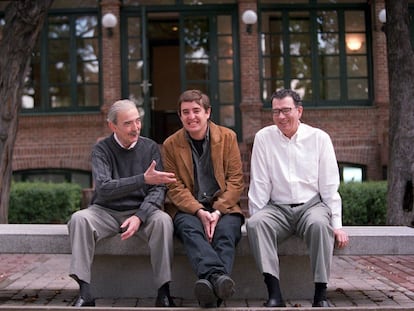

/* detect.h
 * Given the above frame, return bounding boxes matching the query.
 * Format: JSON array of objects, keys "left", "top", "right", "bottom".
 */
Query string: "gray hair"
[{"left": 107, "top": 99, "right": 138, "bottom": 124}]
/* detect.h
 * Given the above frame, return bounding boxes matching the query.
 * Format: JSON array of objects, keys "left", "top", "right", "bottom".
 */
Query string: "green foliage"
[
  {"left": 9, "top": 182, "right": 81, "bottom": 224},
  {"left": 339, "top": 181, "right": 387, "bottom": 225}
]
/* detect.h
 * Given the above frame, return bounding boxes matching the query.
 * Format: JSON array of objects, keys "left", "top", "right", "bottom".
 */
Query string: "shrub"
[
  {"left": 339, "top": 181, "right": 387, "bottom": 225},
  {"left": 9, "top": 182, "right": 81, "bottom": 224}
]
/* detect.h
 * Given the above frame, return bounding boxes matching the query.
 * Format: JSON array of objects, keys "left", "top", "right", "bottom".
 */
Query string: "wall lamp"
[
  {"left": 242, "top": 9, "right": 257, "bottom": 34},
  {"left": 378, "top": 8, "right": 386, "bottom": 32},
  {"left": 378, "top": 9, "right": 386, "bottom": 24},
  {"left": 102, "top": 13, "right": 117, "bottom": 37}
]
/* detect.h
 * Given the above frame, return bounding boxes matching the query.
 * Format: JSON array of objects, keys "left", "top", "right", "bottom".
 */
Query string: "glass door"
[
  {"left": 123, "top": 7, "right": 239, "bottom": 143},
  {"left": 181, "top": 12, "right": 239, "bottom": 133}
]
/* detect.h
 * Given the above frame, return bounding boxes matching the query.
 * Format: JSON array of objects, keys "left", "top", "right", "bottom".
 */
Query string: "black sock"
[
  {"left": 78, "top": 280, "right": 92, "bottom": 301},
  {"left": 314, "top": 282, "right": 327, "bottom": 302},
  {"left": 263, "top": 273, "right": 283, "bottom": 301},
  {"left": 158, "top": 282, "right": 170, "bottom": 297}
]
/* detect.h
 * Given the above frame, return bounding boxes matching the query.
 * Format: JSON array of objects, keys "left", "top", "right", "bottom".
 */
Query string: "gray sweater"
[{"left": 91, "top": 134, "right": 166, "bottom": 222}]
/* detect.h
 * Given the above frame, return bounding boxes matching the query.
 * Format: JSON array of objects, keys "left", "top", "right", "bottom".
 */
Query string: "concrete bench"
[{"left": 0, "top": 224, "right": 413, "bottom": 300}]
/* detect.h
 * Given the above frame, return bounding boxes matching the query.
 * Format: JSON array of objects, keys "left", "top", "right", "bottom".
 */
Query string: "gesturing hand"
[{"left": 144, "top": 160, "right": 176, "bottom": 185}]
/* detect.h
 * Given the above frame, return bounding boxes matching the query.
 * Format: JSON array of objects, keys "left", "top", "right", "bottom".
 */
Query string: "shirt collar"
[
  {"left": 276, "top": 121, "right": 302, "bottom": 141},
  {"left": 185, "top": 123, "right": 211, "bottom": 143},
  {"left": 114, "top": 133, "right": 137, "bottom": 150}
]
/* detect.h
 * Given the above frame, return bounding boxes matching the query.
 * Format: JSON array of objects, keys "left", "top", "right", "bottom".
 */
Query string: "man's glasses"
[{"left": 272, "top": 107, "right": 294, "bottom": 116}]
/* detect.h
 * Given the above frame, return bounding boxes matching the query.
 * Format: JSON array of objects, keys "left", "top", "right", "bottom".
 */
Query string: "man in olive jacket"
[{"left": 162, "top": 90, "right": 244, "bottom": 308}]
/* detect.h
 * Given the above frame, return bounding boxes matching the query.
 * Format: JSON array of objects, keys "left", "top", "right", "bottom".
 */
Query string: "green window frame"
[
  {"left": 13, "top": 169, "right": 92, "bottom": 188},
  {"left": 259, "top": 2, "right": 372, "bottom": 107},
  {"left": 339, "top": 163, "right": 366, "bottom": 183},
  {"left": 22, "top": 9, "right": 101, "bottom": 113}
]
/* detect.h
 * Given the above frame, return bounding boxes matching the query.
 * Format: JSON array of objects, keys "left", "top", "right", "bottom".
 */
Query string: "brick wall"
[
  {"left": 10, "top": 0, "right": 390, "bottom": 217},
  {"left": 13, "top": 113, "right": 108, "bottom": 172}
]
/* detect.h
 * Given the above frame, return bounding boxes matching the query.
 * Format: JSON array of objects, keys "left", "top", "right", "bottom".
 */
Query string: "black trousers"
[{"left": 174, "top": 212, "right": 243, "bottom": 280}]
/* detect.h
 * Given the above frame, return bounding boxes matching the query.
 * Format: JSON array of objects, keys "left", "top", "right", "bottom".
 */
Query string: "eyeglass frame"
[{"left": 271, "top": 107, "right": 297, "bottom": 116}]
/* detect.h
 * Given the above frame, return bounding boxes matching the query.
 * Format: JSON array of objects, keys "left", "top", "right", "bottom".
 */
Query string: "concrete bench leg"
[{"left": 91, "top": 254, "right": 313, "bottom": 300}]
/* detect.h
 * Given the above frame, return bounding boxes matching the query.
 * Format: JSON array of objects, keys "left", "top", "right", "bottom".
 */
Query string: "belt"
[{"left": 289, "top": 203, "right": 304, "bottom": 208}]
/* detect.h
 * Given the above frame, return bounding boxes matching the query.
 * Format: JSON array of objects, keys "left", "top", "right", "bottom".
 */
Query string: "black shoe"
[
  {"left": 72, "top": 296, "right": 95, "bottom": 307},
  {"left": 155, "top": 294, "right": 176, "bottom": 307},
  {"left": 194, "top": 279, "right": 216, "bottom": 308},
  {"left": 263, "top": 298, "right": 286, "bottom": 307},
  {"left": 312, "top": 300, "right": 330, "bottom": 307},
  {"left": 211, "top": 274, "right": 235, "bottom": 300}
]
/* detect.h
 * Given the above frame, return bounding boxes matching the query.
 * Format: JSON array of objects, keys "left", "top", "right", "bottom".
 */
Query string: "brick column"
[
  {"left": 372, "top": 0, "right": 389, "bottom": 168},
  {"left": 100, "top": 0, "right": 121, "bottom": 115},
  {"left": 238, "top": 0, "right": 263, "bottom": 143}
]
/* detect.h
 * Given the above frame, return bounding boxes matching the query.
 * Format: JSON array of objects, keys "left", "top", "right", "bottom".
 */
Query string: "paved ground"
[{"left": 0, "top": 254, "right": 413, "bottom": 310}]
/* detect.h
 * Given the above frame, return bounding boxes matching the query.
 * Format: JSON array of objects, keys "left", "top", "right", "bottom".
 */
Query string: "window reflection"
[
  {"left": 219, "top": 82, "right": 234, "bottom": 103},
  {"left": 339, "top": 164, "right": 365, "bottom": 183},
  {"left": 0, "top": 17, "right": 4, "bottom": 40},
  {"left": 220, "top": 105, "right": 235, "bottom": 127},
  {"left": 23, "top": 13, "right": 100, "bottom": 111},
  {"left": 217, "top": 16, "right": 231, "bottom": 34},
  {"left": 76, "top": 16, "right": 97, "bottom": 37},
  {"left": 49, "top": 16, "right": 70, "bottom": 38},
  {"left": 185, "top": 60, "right": 209, "bottom": 80},
  {"left": 261, "top": 7, "right": 369, "bottom": 105},
  {"left": 184, "top": 18, "right": 209, "bottom": 53},
  {"left": 218, "top": 59, "right": 233, "bottom": 80},
  {"left": 218, "top": 36, "right": 233, "bottom": 57}
]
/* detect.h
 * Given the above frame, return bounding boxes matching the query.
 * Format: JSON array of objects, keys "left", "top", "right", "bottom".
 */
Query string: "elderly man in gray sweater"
[{"left": 68, "top": 99, "right": 176, "bottom": 308}]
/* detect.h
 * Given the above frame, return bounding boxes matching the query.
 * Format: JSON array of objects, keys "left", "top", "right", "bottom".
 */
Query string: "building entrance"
[{"left": 123, "top": 7, "right": 239, "bottom": 143}]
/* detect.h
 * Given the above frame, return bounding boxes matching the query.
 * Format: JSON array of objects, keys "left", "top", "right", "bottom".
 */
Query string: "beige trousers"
[
  {"left": 246, "top": 194, "right": 334, "bottom": 283},
  {"left": 68, "top": 204, "right": 174, "bottom": 288}
]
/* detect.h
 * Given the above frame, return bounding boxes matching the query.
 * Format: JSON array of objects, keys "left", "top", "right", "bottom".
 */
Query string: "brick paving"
[{"left": 0, "top": 254, "right": 413, "bottom": 310}]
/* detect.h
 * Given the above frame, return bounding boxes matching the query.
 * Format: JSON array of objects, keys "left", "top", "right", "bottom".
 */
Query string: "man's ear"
[
  {"left": 297, "top": 106, "right": 304, "bottom": 118},
  {"left": 206, "top": 107, "right": 212, "bottom": 119},
  {"left": 108, "top": 121, "right": 116, "bottom": 132}
]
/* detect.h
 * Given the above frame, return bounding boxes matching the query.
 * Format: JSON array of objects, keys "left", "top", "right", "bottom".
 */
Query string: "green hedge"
[
  {"left": 8, "top": 181, "right": 387, "bottom": 225},
  {"left": 339, "top": 181, "right": 387, "bottom": 225},
  {"left": 9, "top": 182, "right": 81, "bottom": 224}
]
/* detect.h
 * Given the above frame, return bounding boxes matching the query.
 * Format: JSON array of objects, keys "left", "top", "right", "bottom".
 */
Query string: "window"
[
  {"left": 23, "top": 11, "right": 101, "bottom": 112},
  {"left": 13, "top": 169, "right": 92, "bottom": 189},
  {"left": 260, "top": 3, "right": 371, "bottom": 107},
  {"left": 339, "top": 163, "right": 366, "bottom": 183}
]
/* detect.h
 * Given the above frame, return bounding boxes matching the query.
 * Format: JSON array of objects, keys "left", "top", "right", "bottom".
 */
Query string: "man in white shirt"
[{"left": 247, "top": 89, "right": 349, "bottom": 308}]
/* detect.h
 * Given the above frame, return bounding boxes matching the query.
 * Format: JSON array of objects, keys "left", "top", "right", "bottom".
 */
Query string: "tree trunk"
[
  {"left": 385, "top": 0, "right": 414, "bottom": 226},
  {"left": 0, "top": 0, "right": 53, "bottom": 223}
]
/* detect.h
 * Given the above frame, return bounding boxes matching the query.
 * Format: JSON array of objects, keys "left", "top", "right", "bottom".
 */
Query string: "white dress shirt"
[{"left": 248, "top": 123, "right": 342, "bottom": 229}]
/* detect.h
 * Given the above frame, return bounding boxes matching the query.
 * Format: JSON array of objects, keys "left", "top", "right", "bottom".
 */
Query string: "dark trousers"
[{"left": 174, "top": 212, "right": 243, "bottom": 280}]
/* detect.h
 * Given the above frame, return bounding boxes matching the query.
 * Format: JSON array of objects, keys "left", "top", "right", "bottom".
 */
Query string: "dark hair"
[
  {"left": 270, "top": 89, "right": 302, "bottom": 107},
  {"left": 177, "top": 90, "right": 211, "bottom": 115}
]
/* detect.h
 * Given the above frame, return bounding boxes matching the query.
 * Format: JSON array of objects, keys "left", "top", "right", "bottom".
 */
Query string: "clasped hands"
[{"left": 196, "top": 209, "right": 221, "bottom": 243}]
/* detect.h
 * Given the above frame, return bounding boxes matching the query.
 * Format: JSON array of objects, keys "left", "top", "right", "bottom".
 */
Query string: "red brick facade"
[{"left": 11, "top": 0, "right": 389, "bottom": 213}]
